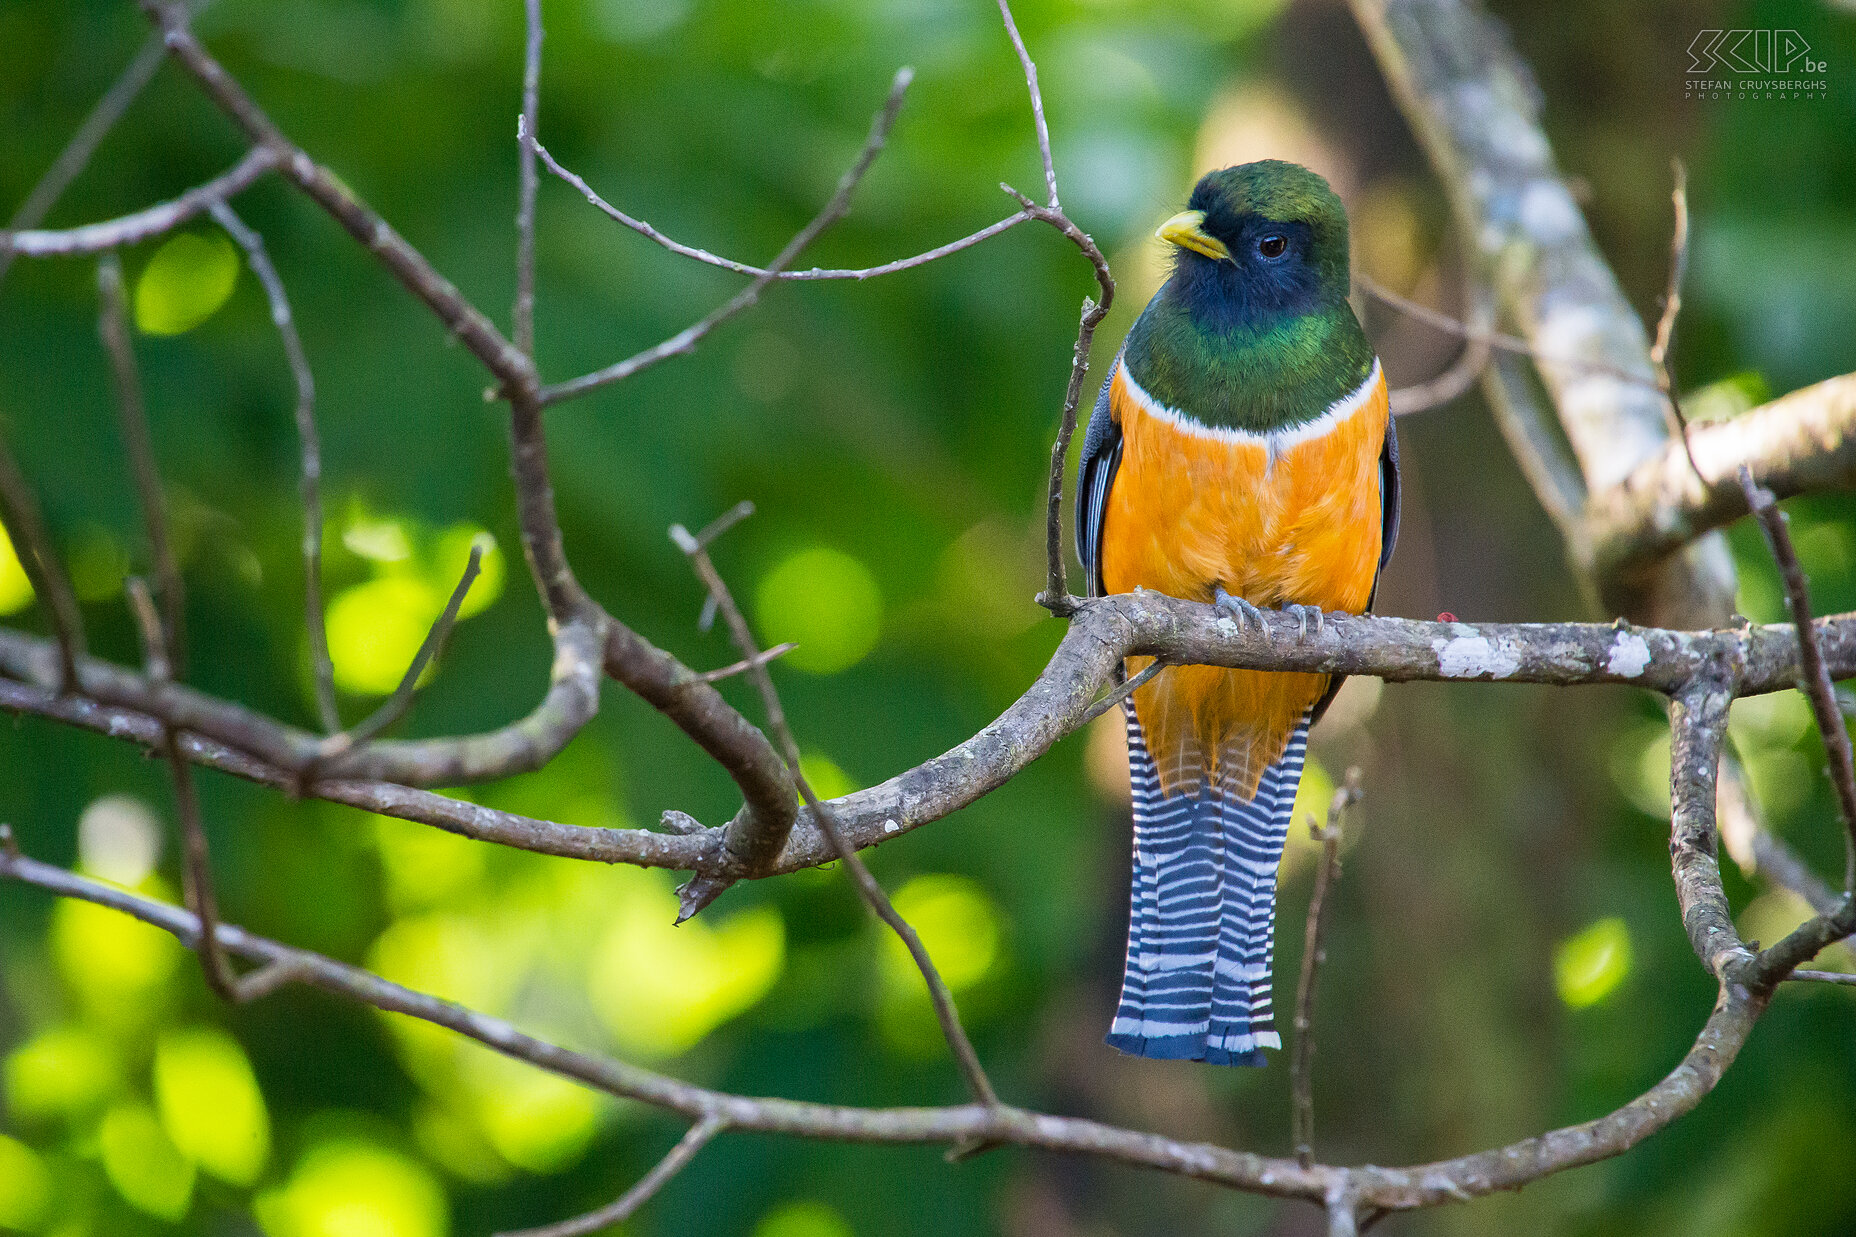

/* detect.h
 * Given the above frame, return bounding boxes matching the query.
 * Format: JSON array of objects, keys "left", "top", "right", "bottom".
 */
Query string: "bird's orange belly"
[{"left": 1100, "top": 363, "right": 1387, "bottom": 796}]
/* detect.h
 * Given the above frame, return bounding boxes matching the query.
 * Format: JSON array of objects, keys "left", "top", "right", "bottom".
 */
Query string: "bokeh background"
[{"left": 3, "top": 0, "right": 1855, "bottom": 1234}]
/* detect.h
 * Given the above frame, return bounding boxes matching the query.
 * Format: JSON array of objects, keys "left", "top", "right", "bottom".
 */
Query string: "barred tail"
[{"left": 1107, "top": 708, "right": 1310, "bottom": 1067}]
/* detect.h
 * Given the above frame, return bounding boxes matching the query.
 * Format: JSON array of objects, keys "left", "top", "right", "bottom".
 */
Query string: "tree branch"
[
  {"left": 525, "top": 131, "right": 1032, "bottom": 282},
  {"left": 125, "top": 578, "right": 242, "bottom": 1001},
  {"left": 207, "top": 201, "right": 339, "bottom": 732},
  {"left": 0, "top": 438, "right": 86, "bottom": 689},
  {"left": 1292, "top": 772, "right": 1361, "bottom": 1169},
  {"left": 1587, "top": 372, "right": 1856, "bottom": 582},
  {"left": 1347, "top": 0, "right": 1737, "bottom": 628},
  {"left": 667, "top": 511, "right": 1002, "bottom": 1108},
  {"left": 310, "top": 542, "right": 483, "bottom": 764},
  {"left": 6, "top": 598, "right": 1855, "bottom": 878},
  {"left": 515, "top": 0, "right": 543, "bottom": 360},
  {"left": 994, "top": 0, "right": 1059, "bottom": 209},
  {"left": 0, "top": 146, "right": 278, "bottom": 258},
  {"left": 497, "top": 1114, "right": 727, "bottom": 1237},
  {"left": 997, "top": 185, "right": 1114, "bottom": 614},
  {"left": 536, "top": 67, "right": 915, "bottom": 407},
  {"left": 137, "top": 0, "right": 537, "bottom": 395},
  {"left": 1740, "top": 468, "right": 1856, "bottom": 892},
  {"left": 0, "top": 840, "right": 1773, "bottom": 1212},
  {"left": 99, "top": 253, "right": 187, "bottom": 678},
  {"left": 0, "top": 28, "right": 167, "bottom": 285}
]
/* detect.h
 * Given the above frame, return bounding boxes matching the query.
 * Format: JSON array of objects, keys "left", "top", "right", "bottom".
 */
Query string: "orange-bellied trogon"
[{"left": 1076, "top": 160, "right": 1399, "bottom": 1066}]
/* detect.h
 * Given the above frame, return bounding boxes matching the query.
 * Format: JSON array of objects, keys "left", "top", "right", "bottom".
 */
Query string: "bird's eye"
[{"left": 1256, "top": 234, "right": 1288, "bottom": 259}]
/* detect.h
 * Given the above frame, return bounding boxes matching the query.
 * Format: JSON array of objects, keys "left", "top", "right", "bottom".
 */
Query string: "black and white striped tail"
[{"left": 1107, "top": 707, "right": 1310, "bottom": 1066}]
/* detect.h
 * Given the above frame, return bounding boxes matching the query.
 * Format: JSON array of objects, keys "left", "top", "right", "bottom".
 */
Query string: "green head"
[{"left": 1127, "top": 160, "right": 1373, "bottom": 433}]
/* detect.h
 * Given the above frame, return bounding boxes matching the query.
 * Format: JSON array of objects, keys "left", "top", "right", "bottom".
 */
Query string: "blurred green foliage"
[{"left": 1, "top": 0, "right": 1854, "bottom": 1234}]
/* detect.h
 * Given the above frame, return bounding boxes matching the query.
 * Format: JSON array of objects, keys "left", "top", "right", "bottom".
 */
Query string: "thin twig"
[
  {"left": 525, "top": 132, "right": 1031, "bottom": 282},
  {"left": 0, "top": 29, "right": 167, "bottom": 287},
  {"left": 126, "top": 577, "right": 239, "bottom": 1001},
  {"left": 1, "top": 146, "right": 278, "bottom": 258},
  {"left": 99, "top": 253, "right": 187, "bottom": 679},
  {"left": 1740, "top": 468, "right": 1856, "bottom": 891},
  {"left": 311, "top": 542, "right": 484, "bottom": 763},
  {"left": 994, "top": 0, "right": 1059, "bottom": 209},
  {"left": 137, "top": 0, "right": 537, "bottom": 395},
  {"left": 537, "top": 67, "right": 916, "bottom": 407},
  {"left": 1384, "top": 276, "right": 1492, "bottom": 416},
  {"left": 496, "top": 1114, "right": 726, "bottom": 1237},
  {"left": 1649, "top": 160, "right": 1701, "bottom": 480},
  {"left": 671, "top": 513, "right": 1001, "bottom": 1109},
  {"left": 693, "top": 499, "right": 755, "bottom": 549},
  {"left": 208, "top": 201, "right": 338, "bottom": 731},
  {"left": 1355, "top": 270, "right": 1654, "bottom": 392},
  {"left": 1292, "top": 770, "right": 1362, "bottom": 1169},
  {"left": 998, "top": 185, "right": 1114, "bottom": 614},
  {"left": 515, "top": 0, "right": 543, "bottom": 358},
  {"left": 0, "top": 438, "right": 86, "bottom": 689},
  {"left": 1647, "top": 160, "right": 1688, "bottom": 376},
  {"left": 1079, "top": 657, "right": 1166, "bottom": 726},
  {"left": 1787, "top": 969, "right": 1856, "bottom": 987},
  {"left": 697, "top": 643, "right": 797, "bottom": 684}
]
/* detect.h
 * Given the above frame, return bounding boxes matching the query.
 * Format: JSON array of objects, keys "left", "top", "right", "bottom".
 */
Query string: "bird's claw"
[
  {"left": 1214, "top": 587, "right": 1265, "bottom": 631},
  {"left": 1287, "top": 604, "right": 1324, "bottom": 642}
]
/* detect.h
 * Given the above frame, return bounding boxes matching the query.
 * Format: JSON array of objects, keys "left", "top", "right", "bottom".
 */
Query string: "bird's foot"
[
  {"left": 1214, "top": 586, "right": 1265, "bottom": 631},
  {"left": 1286, "top": 604, "right": 1325, "bottom": 642}
]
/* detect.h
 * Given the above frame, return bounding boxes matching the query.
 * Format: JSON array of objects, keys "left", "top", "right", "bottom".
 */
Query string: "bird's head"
[{"left": 1155, "top": 161, "right": 1351, "bottom": 326}]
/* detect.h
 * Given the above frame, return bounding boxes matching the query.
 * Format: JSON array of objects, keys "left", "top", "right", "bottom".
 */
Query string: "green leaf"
[{"left": 134, "top": 232, "right": 239, "bottom": 335}]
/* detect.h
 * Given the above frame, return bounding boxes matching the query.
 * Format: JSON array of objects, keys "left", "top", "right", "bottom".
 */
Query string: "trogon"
[{"left": 1076, "top": 160, "right": 1399, "bottom": 1066}]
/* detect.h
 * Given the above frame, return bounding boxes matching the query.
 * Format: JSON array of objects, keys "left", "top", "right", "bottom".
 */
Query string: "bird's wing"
[
  {"left": 1311, "top": 372, "right": 1399, "bottom": 726},
  {"left": 1377, "top": 400, "right": 1401, "bottom": 585},
  {"left": 1075, "top": 355, "right": 1124, "bottom": 599}
]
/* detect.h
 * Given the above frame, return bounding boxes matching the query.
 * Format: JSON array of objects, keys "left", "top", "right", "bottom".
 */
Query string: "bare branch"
[
  {"left": 697, "top": 642, "right": 797, "bottom": 684},
  {"left": 515, "top": 0, "right": 543, "bottom": 358},
  {"left": 1078, "top": 657, "right": 1166, "bottom": 727},
  {"left": 1787, "top": 969, "right": 1856, "bottom": 987},
  {"left": 0, "top": 828, "right": 1784, "bottom": 1213},
  {"left": 1381, "top": 277, "right": 1492, "bottom": 416},
  {"left": 1718, "top": 747, "right": 1841, "bottom": 914},
  {"left": 7, "top": 598, "right": 1855, "bottom": 879},
  {"left": 137, "top": 1, "right": 536, "bottom": 395},
  {"left": 497, "top": 1115, "right": 726, "bottom": 1237},
  {"left": 996, "top": 184, "right": 1115, "bottom": 615},
  {"left": 1479, "top": 352, "right": 1588, "bottom": 541},
  {"left": 525, "top": 132, "right": 1032, "bottom": 282},
  {"left": 207, "top": 201, "right": 339, "bottom": 731},
  {"left": 1292, "top": 771, "right": 1362, "bottom": 1169},
  {"left": 0, "top": 29, "right": 166, "bottom": 286},
  {"left": 1586, "top": 371, "right": 1856, "bottom": 581},
  {"left": 670, "top": 512, "right": 1001, "bottom": 1109},
  {"left": 312, "top": 542, "right": 484, "bottom": 764},
  {"left": 0, "top": 146, "right": 278, "bottom": 258},
  {"left": 1667, "top": 680, "right": 1749, "bottom": 975},
  {"left": 994, "top": 0, "right": 1059, "bottom": 209},
  {"left": 0, "top": 437, "right": 86, "bottom": 688},
  {"left": 1647, "top": 160, "right": 1702, "bottom": 479},
  {"left": 99, "top": 254, "right": 187, "bottom": 678},
  {"left": 537, "top": 67, "right": 915, "bottom": 407},
  {"left": 1648, "top": 161, "right": 1688, "bottom": 375},
  {"left": 125, "top": 577, "right": 239, "bottom": 1001},
  {"left": 1740, "top": 469, "right": 1856, "bottom": 891},
  {"left": 1347, "top": 0, "right": 1737, "bottom": 630},
  {"left": 1356, "top": 271, "right": 1653, "bottom": 394}
]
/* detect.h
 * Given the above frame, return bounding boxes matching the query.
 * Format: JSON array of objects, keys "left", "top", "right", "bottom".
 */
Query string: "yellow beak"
[{"left": 1156, "top": 209, "right": 1230, "bottom": 261}]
